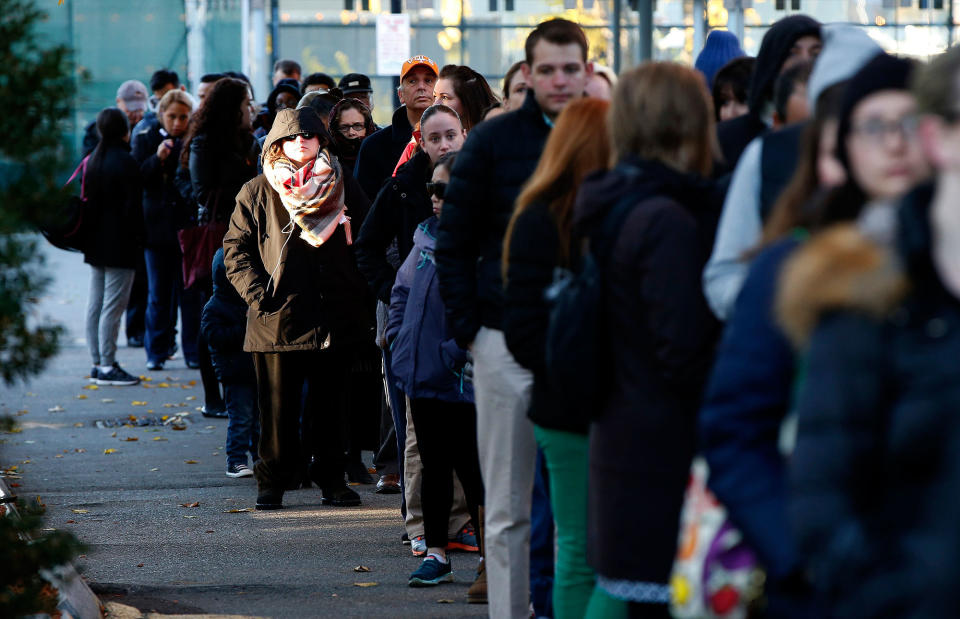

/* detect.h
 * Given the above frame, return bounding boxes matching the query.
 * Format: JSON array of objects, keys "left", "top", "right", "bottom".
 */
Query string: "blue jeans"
[
  {"left": 144, "top": 246, "right": 199, "bottom": 364},
  {"left": 224, "top": 382, "right": 260, "bottom": 467},
  {"left": 531, "top": 447, "right": 556, "bottom": 618}
]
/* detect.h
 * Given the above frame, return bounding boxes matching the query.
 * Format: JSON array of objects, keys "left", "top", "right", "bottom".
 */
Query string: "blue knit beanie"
[{"left": 695, "top": 30, "right": 746, "bottom": 88}]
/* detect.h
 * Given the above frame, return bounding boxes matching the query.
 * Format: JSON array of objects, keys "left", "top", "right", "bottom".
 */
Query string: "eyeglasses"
[
  {"left": 283, "top": 132, "right": 317, "bottom": 142},
  {"left": 425, "top": 182, "right": 447, "bottom": 199},
  {"left": 337, "top": 123, "right": 366, "bottom": 135},
  {"left": 850, "top": 116, "right": 918, "bottom": 145}
]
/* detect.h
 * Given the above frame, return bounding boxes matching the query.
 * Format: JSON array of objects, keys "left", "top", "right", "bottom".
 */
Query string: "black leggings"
[{"left": 409, "top": 398, "right": 484, "bottom": 549}]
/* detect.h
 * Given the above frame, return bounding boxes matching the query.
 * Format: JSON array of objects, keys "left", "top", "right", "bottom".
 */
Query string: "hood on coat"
[
  {"left": 412, "top": 216, "right": 439, "bottom": 254},
  {"left": 775, "top": 223, "right": 908, "bottom": 348},
  {"left": 211, "top": 247, "right": 247, "bottom": 307},
  {"left": 572, "top": 156, "right": 719, "bottom": 235},
  {"left": 748, "top": 14, "right": 821, "bottom": 114},
  {"left": 262, "top": 107, "right": 328, "bottom": 164}
]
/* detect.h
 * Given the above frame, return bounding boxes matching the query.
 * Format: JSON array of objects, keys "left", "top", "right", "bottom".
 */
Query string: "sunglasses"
[
  {"left": 283, "top": 132, "right": 317, "bottom": 142},
  {"left": 425, "top": 181, "right": 447, "bottom": 200}
]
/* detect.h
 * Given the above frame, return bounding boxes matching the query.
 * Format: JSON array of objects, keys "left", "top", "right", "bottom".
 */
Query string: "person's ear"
[
  {"left": 520, "top": 62, "right": 532, "bottom": 83},
  {"left": 918, "top": 115, "right": 946, "bottom": 169},
  {"left": 179, "top": 84, "right": 186, "bottom": 91},
  {"left": 419, "top": 135, "right": 426, "bottom": 150},
  {"left": 397, "top": 86, "right": 405, "bottom": 105},
  {"left": 585, "top": 61, "right": 594, "bottom": 77}
]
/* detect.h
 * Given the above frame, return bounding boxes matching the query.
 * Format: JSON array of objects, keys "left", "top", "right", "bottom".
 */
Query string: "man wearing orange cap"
[{"left": 354, "top": 55, "right": 438, "bottom": 202}]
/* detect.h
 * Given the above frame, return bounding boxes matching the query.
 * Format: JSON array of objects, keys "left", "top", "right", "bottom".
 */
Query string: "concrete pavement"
[{"left": 0, "top": 240, "right": 485, "bottom": 618}]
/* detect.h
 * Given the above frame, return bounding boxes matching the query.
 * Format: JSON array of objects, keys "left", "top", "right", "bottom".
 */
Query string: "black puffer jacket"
[
  {"left": 777, "top": 186, "right": 960, "bottom": 618},
  {"left": 355, "top": 150, "right": 433, "bottom": 303},
  {"left": 503, "top": 199, "right": 587, "bottom": 434},
  {"left": 201, "top": 248, "right": 255, "bottom": 384},
  {"left": 82, "top": 144, "right": 144, "bottom": 269},
  {"left": 715, "top": 14, "right": 820, "bottom": 174},
  {"left": 577, "top": 158, "right": 721, "bottom": 583},
  {"left": 354, "top": 106, "right": 413, "bottom": 203},
  {"left": 223, "top": 108, "right": 374, "bottom": 353},
  {"left": 436, "top": 90, "right": 551, "bottom": 347},
  {"left": 131, "top": 122, "right": 190, "bottom": 247}
]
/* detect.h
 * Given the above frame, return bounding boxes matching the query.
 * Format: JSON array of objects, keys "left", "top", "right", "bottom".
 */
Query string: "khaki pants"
[
  {"left": 472, "top": 327, "right": 536, "bottom": 618},
  {"left": 403, "top": 396, "right": 471, "bottom": 539}
]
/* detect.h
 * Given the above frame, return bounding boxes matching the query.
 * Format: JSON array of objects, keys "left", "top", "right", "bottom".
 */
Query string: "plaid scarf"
[{"left": 265, "top": 148, "right": 351, "bottom": 247}]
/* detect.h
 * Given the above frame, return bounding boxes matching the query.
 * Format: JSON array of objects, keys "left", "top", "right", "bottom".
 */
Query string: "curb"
[{"left": 0, "top": 475, "right": 104, "bottom": 619}]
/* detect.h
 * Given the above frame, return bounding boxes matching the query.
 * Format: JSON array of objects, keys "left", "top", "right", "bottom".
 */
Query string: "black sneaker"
[
  {"left": 255, "top": 489, "right": 283, "bottom": 510},
  {"left": 201, "top": 405, "right": 228, "bottom": 419},
  {"left": 226, "top": 463, "right": 254, "bottom": 478},
  {"left": 96, "top": 364, "right": 140, "bottom": 386},
  {"left": 88, "top": 367, "right": 99, "bottom": 383},
  {"left": 146, "top": 360, "right": 164, "bottom": 371},
  {"left": 320, "top": 484, "right": 361, "bottom": 507}
]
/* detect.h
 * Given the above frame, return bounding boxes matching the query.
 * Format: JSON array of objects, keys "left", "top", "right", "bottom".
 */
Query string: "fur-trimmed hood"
[{"left": 776, "top": 223, "right": 909, "bottom": 347}]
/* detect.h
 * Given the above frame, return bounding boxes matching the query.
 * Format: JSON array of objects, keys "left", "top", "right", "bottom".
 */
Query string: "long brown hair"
[{"left": 503, "top": 97, "right": 611, "bottom": 274}]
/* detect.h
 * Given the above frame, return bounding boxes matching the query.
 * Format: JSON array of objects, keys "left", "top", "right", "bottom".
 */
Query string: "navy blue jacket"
[
  {"left": 201, "top": 248, "right": 255, "bottom": 384},
  {"left": 353, "top": 106, "right": 413, "bottom": 204},
  {"left": 386, "top": 217, "right": 473, "bottom": 403},
  {"left": 131, "top": 121, "right": 190, "bottom": 247}
]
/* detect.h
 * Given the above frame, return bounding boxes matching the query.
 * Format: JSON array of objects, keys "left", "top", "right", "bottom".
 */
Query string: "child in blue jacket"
[
  {"left": 201, "top": 248, "right": 260, "bottom": 478},
  {"left": 387, "top": 151, "right": 484, "bottom": 587}
]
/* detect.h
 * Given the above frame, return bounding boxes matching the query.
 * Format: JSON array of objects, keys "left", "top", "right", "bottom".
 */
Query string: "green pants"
[{"left": 535, "top": 425, "right": 596, "bottom": 619}]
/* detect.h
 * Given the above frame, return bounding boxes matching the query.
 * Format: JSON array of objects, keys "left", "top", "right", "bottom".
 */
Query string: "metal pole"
[
  {"left": 270, "top": 0, "right": 279, "bottom": 77},
  {"left": 612, "top": 0, "right": 622, "bottom": 73},
  {"left": 693, "top": 0, "right": 705, "bottom": 59},
  {"left": 638, "top": 0, "right": 653, "bottom": 62},
  {"left": 391, "top": 0, "right": 402, "bottom": 110},
  {"left": 252, "top": 0, "right": 268, "bottom": 101},
  {"left": 186, "top": 0, "right": 206, "bottom": 94},
  {"left": 241, "top": 0, "right": 250, "bottom": 81}
]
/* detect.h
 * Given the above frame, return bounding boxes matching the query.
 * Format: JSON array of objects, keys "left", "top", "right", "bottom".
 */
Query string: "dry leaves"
[
  {"left": 48, "top": 405, "right": 65, "bottom": 412},
  {"left": 101, "top": 398, "right": 114, "bottom": 403},
  {"left": 131, "top": 401, "right": 147, "bottom": 406},
  {"left": 75, "top": 394, "right": 88, "bottom": 400},
  {"left": 103, "top": 448, "right": 117, "bottom": 455},
  {"left": 353, "top": 566, "right": 371, "bottom": 573},
  {"left": 353, "top": 582, "right": 378, "bottom": 588},
  {"left": 180, "top": 502, "right": 200, "bottom": 508},
  {"left": 123, "top": 437, "right": 139, "bottom": 442},
  {"left": 83, "top": 384, "right": 99, "bottom": 391},
  {"left": 223, "top": 508, "right": 254, "bottom": 513},
  {"left": 184, "top": 459, "right": 198, "bottom": 464},
  {"left": 71, "top": 509, "right": 89, "bottom": 514}
]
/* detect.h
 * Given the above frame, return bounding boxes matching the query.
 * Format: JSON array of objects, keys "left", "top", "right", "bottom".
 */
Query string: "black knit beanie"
[{"left": 836, "top": 52, "right": 915, "bottom": 166}]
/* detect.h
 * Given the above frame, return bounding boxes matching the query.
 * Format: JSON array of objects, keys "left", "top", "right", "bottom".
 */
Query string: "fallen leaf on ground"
[
  {"left": 26, "top": 392, "right": 36, "bottom": 397},
  {"left": 123, "top": 437, "right": 138, "bottom": 442},
  {"left": 73, "top": 423, "right": 83, "bottom": 428},
  {"left": 205, "top": 530, "right": 214, "bottom": 533},
  {"left": 185, "top": 396, "right": 197, "bottom": 401},
  {"left": 66, "top": 519, "right": 76, "bottom": 524},
  {"left": 180, "top": 502, "right": 200, "bottom": 508},
  {"left": 161, "top": 415, "right": 169, "bottom": 421},
  {"left": 10, "top": 482, "right": 20, "bottom": 487},
  {"left": 137, "top": 563, "right": 144, "bottom": 567},
  {"left": 158, "top": 383, "right": 170, "bottom": 388},
  {"left": 183, "top": 515, "right": 197, "bottom": 519},
  {"left": 101, "top": 398, "right": 114, "bottom": 403},
  {"left": 71, "top": 509, "right": 89, "bottom": 514},
  {"left": 223, "top": 508, "right": 254, "bottom": 513},
  {"left": 163, "top": 403, "right": 176, "bottom": 408},
  {"left": 437, "top": 599, "right": 456, "bottom": 604},
  {"left": 110, "top": 432, "right": 117, "bottom": 437},
  {"left": 153, "top": 437, "right": 168, "bottom": 441},
  {"left": 171, "top": 424, "right": 186, "bottom": 431},
  {"left": 74, "top": 449, "right": 85, "bottom": 453},
  {"left": 103, "top": 449, "right": 117, "bottom": 455},
  {"left": 188, "top": 380, "right": 197, "bottom": 386},
  {"left": 142, "top": 377, "right": 152, "bottom": 382},
  {"left": 131, "top": 401, "right": 146, "bottom": 406},
  {"left": 353, "top": 566, "right": 371, "bottom": 573},
  {"left": 83, "top": 384, "right": 99, "bottom": 390},
  {"left": 16, "top": 410, "right": 28, "bottom": 415},
  {"left": 48, "top": 406, "right": 65, "bottom": 412},
  {"left": 184, "top": 459, "right": 198, "bottom": 464},
  {"left": 54, "top": 454, "right": 63, "bottom": 458},
  {"left": 150, "top": 467, "right": 159, "bottom": 471},
  {"left": 353, "top": 582, "right": 378, "bottom": 588},
  {"left": 75, "top": 394, "right": 88, "bottom": 400}
]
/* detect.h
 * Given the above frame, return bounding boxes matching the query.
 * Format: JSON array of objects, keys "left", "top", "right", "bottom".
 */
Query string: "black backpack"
[
  {"left": 543, "top": 186, "right": 639, "bottom": 420},
  {"left": 40, "top": 156, "right": 89, "bottom": 252}
]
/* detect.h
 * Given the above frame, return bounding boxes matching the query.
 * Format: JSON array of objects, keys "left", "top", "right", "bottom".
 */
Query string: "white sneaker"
[{"left": 226, "top": 463, "right": 254, "bottom": 478}]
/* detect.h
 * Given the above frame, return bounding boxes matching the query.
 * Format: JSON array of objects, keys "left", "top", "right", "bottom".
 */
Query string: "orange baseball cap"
[{"left": 400, "top": 55, "right": 439, "bottom": 80}]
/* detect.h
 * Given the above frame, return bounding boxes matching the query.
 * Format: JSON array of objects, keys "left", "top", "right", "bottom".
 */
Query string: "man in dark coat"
[
  {"left": 434, "top": 18, "right": 592, "bottom": 616},
  {"left": 714, "top": 14, "right": 820, "bottom": 175},
  {"left": 353, "top": 55, "right": 438, "bottom": 201}
]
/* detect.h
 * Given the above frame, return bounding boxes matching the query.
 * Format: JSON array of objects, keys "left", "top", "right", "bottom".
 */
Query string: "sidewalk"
[{"left": 0, "top": 242, "right": 484, "bottom": 618}]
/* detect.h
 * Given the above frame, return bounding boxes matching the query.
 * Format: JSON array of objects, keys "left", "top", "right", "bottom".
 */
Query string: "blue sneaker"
[
  {"left": 408, "top": 555, "right": 453, "bottom": 587},
  {"left": 447, "top": 523, "right": 479, "bottom": 552}
]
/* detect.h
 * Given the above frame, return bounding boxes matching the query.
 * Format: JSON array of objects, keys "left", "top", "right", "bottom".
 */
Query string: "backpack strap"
[{"left": 64, "top": 156, "right": 90, "bottom": 200}]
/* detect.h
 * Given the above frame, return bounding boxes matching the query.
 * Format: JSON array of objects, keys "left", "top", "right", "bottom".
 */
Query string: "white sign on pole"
[{"left": 376, "top": 14, "right": 411, "bottom": 76}]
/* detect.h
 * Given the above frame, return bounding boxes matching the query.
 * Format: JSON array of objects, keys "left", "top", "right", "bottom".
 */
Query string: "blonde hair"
[
  {"left": 609, "top": 62, "right": 716, "bottom": 177},
  {"left": 157, "top": 88, "right": 195, "bottom": 114}
]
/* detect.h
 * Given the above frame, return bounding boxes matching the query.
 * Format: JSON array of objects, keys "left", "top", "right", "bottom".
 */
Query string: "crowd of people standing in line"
[{"left": 67, "top": 13, "right": 960, "bottom": 618}]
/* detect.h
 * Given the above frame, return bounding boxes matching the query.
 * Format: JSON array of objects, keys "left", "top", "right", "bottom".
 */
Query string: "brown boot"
[
  {"left": 467, "top": 558, "right": 487, "bottom": 604},
  {"left": 467, "top": 505, "right": 487, "bottom": 604}
]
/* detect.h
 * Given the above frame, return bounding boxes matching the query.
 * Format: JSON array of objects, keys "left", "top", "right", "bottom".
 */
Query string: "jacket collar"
[
  {"left": 390, "top": 105, "right": 414, "bottom": 144},
  {"left": 518, "top": 89, "right": 553, "bottom": 131}
]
